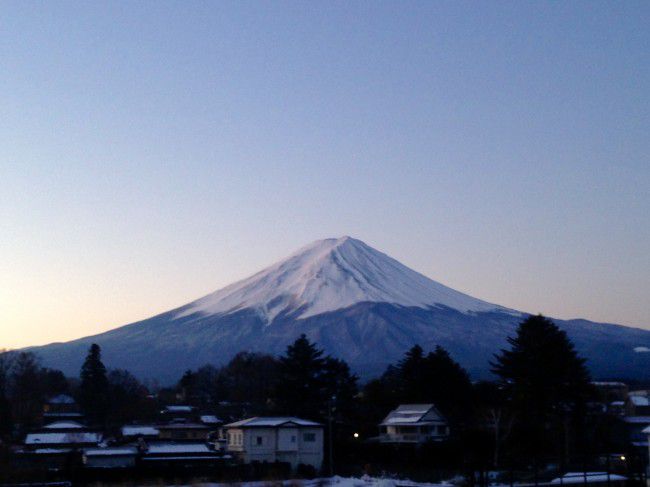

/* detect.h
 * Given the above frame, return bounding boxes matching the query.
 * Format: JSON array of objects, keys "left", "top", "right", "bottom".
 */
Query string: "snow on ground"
[
  {"left": 173, "top": 477, "right": 452, "bottom": 487},
  {"left": 177, "top": 236, "right": 509, "bottom": 323}
]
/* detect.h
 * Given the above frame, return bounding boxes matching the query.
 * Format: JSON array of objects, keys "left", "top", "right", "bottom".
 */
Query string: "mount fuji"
[{"left": 28, "top": 237, "right": 650, "bottom": 383}]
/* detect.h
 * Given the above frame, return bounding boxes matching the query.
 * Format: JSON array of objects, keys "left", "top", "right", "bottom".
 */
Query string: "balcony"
[{"left": 379, "top": 433, "right": 444, "bottom": 444}]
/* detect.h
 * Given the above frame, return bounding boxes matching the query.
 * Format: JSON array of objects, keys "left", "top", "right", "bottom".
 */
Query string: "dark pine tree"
[
  {"left": 79, "top": 344, "right": 109, "bottom": 426},
  {"left": 274, "top": 334, "right": 326, "bottom": 420},
  {"left": 178, "top": 369, "right": 197, "bottom": 403},
  {"left": 321, "top": 356, "right": 358, "bottom": 421},
  {"left": 223, "top": 352, "right": 280, "bottom": 413},
  {"left": 491, "top": 314, "right": 592, "bottom": 463},
  {"left": 397, "top": 345, "right": 427, "bottom": 402},
  {"left": 0, "top": 352, "right": 13, "bottom": 437},
  {"left": 10, "top": 352, "right": 44, "bottom": 432},
  {"left": 424, "top": 345, "right": 474, "bottom": 425}
]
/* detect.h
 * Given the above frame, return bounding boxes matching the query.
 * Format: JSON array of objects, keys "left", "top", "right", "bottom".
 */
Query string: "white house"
[
  {"left": 224, "top": 417, "right": 323, "bottom": 470},
  {"left": 379, "top": 404, "right": 449, "bottom": 444}
]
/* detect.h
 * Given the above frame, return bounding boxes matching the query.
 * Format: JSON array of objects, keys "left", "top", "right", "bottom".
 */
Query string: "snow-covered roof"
[
  {"left": 43, "top": 421, "right": 84, "bottom": 430},
  {"left": 622, "top": 416, "right": 650, "bottom": 424},
  {"left": 225, "top": 417, "right": 322, "bottom": 428},
  {"left": 200, "top": 415, "right": 222, "bottom": 425},
  {"left": 380, "top": 404, "right": 444, "bottom": 426},
  {"left": 146, "top": 443, "right": 212, "bottom": 454},
  {"left": 43, "top": 412, "right": 83, "bottom": 418},
  {"left": 163, "top": 405, "right": 194, "bottom": 413},
  {"left": 629, "top": 396, "right": 650, "bottom": 406},
  {"left": 158, "top": 422, "right": 210, "bottom": 430},
  {"left": 84, "top": 447, "right": 138, "bottom": 456},
  {"left": 121, "top": 425, "right": 160, "bottom": 436},
  {"left": 550, "top": 473, "right": 626, "bottom": 484},
  {"left": 48, "top": 394, "right": 75, "bottom": 405},
  {"left": 29, "top": 448, "right": 73, "bottom": 455},
  {"left": 25, "top": 432, "right": 102, "bottom": 445},
  {"left": 642, "top": 426, "right": 650, "bottom": 434}
]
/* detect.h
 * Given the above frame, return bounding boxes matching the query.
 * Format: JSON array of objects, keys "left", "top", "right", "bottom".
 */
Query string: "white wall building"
[
  {"left": 224, "top": 417, "right": 323, "bottom": 470},
  {"left": 379, "top": 404, "right": 449, "bottom": 444}
]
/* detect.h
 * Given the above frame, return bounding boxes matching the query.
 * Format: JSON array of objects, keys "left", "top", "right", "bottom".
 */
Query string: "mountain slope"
[
  {"left": 178, "top": 236, "right": 510, "bottom": 322},
  {"left": 27, "top": 237, "right": 650, "bottom": 383}
]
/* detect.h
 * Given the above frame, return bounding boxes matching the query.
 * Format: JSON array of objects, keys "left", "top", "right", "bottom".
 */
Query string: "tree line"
[{"left": 0, "top": 315, "right": 627, "bottom": 471}]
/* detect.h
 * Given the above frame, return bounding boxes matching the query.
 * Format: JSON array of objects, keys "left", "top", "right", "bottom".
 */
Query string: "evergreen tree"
[
  {"left": 178, "top": 369, "right": 196, "bottom": 403},
  {"left": 274, "top": 334, "right": 326, "bottom": 419},
  {"left": 389, "top": 344, "right": 473, "bottom": 424},
  {"left": 424, "top": 346, "right": 473, "bottom": 424},
  {"left": 79, "top": 344, "right": 109, "bottom": 425},
  {"left": 107, "top": 369, "right": 155, "bottom": 425},
  {"left": 0, "top": 352, "right": 13, "bottom": 437},
  {"left": 321, "top": 356, "right": 358, "bottom": 421},
  {"left": 41, "top": 368, "right": 69, "bottom": 398},
  {"left": 491, "top": 314, "right": 592, "bottom": 460},
  {"left": 222, "top": 352, "right": 280, "bottom": 412},
  {"left": 10, "top": 352, "right": 44, "bottom": 432},
  {"left": 397, "top": 345, "right": 427, "bottom": 402}
]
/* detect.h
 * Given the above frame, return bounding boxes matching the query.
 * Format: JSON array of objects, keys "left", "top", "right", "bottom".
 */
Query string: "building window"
[
  {"left": 291, "top": 435, "right": 296, "bottom": 443},
  {"left": 256, "top": 436, "right": 263, "bottom": 446},
  {"left": 303, "top": 432, "right": 316, "bottom": 442}
]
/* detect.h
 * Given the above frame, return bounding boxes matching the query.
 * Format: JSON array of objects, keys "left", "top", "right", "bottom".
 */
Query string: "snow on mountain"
[{"left": 178, "top": 236, "right": 508, "bottom": 323}]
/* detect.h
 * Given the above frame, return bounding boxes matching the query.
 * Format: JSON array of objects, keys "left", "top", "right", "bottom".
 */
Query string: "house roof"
[
  {"left": 25, "top": 432, "right": 102, "bottom": 445},
  {"left": 380, "top": 404, "right": 444, "bottom": 426},
  {"left": 43, "top": 412, "right": 83, "bottom": 418},
  {"left": 121, "top": 425, "right": 160, "bottom": 436},
  {"left": 84, "top": 447, "right": 138, "bottom": 457},
  {"left": 200, "top": 415, "right": 222, "bottom": 425},
  {"left": 157, "top": 422, "right": 210, "bottom": 430},
  {"left": 162, "top": 405, "right": 194, "bottom": 413},
  {"left": 28, "top": 448, "right": 73, "bottom": 455},
  {"left": 629, "top": 396, "right": 650, "bottom": 406},
  {"left": 642, "top": 425, "right": 650, "bottom": 434},
  {"left": 550, "top": 473, "right": 627, "bottom": 484},
  {"left": 623, "top": 416, "right": 650, "bottom": 424},
  {"left": 48, "top": 394, "right": 75, "bottom": 405},
  {"left": 146, "top": 442, "right": 213, "bottom": 454},
  {"left": 225, "top": 416, "right": 321, "bottom": 428},
  {"left": 43, "top": 421, "right": 84, "bottom": 430}
]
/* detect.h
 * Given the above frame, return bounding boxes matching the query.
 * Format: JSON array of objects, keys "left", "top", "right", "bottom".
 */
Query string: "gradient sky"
[{"left": 1, "top": 1, "right": 649, "bottom": 349}]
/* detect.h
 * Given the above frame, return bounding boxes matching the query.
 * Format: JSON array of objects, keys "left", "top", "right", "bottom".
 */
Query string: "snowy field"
[
  {"left": 169, "top": 476, "right": 453, "bottom": 487},
  {"left": 161, "top": 472, "right": 627, "bottom": 487}
]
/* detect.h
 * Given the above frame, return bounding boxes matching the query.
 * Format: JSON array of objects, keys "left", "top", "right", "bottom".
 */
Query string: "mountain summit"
[
  {"left": 28, "top": 237, "right": 650, "bottom": 383},
  {"left": 178, "top": 236, "right": 506, "bottom": 323}
]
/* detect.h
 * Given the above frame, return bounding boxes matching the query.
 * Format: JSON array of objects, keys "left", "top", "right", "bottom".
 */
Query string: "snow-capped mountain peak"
[{"left": 177, "top": 236, "right": 505, "bottom": 323}]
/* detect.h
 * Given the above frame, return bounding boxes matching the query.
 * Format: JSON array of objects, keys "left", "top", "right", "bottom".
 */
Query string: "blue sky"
[{"left": 1, "top": 1, "right": 649, "bottom": 347}]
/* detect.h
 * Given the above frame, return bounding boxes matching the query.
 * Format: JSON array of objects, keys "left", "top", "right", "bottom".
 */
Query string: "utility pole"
[{"left": 328, "top": 395, "right": 336, "bottom": 477}]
